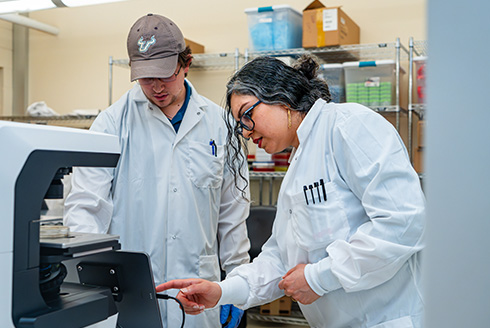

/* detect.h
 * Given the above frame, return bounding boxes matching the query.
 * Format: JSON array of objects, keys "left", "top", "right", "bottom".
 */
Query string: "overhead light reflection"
[{"left": 0, "top": 0, "right": 127, "bottom": 14}]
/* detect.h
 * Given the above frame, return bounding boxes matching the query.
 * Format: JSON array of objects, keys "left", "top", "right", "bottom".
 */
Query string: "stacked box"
[
  {"left": 245, "top": 5, "right": 303, "bottom": 51},
  {"left": 302, "top": 1, "right": 360, "bottom": 48},
  {"left": 259, "top": 296, "right": 292, "bottom": 316},
  {"left": 318, "top": 63, "right": 345, "bottom": 103},
  {"left": 345, "top": 82, "right": 392, "bottom": 106},
  {"left": 345, "top": 83, "right": 361, "bottom": 103},
  {"left": 343, "top": 60, "right": 403, "bottom": 107},
  {"left": 413, "top": 56, "right": 427, "bottom": 103}
]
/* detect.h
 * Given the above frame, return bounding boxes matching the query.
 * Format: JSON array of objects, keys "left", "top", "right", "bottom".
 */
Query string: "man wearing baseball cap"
[{"left": 64, "top": 14, "right": 250, "bottom": 328}]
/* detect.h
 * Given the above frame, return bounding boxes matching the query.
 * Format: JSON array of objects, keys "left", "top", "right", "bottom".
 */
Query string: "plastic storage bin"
[
  {"left": 245, "top": 5, "right": 302, "bottom": 51},
  {"left": 318, "top": 63, "right": 345, "bottom": 103},
  {"left": 413, "top": 56, "right": 427, "bottom": 103},
  {"left": 343, "top": 60, "right": 403, "bottom": 107}
]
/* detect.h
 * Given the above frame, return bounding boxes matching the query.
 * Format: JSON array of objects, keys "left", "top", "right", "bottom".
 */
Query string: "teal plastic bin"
[{"left": 245, "top": 5, "right": 302, "bottom": 51}]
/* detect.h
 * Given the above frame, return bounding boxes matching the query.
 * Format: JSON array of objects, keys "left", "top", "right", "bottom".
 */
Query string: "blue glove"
[{"left": 220, "top": 304, "right": 244, "bottom": 328}]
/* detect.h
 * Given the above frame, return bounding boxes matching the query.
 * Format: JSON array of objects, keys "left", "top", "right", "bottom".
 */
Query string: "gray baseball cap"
[{"left": 127, "top": 13, "right": 185, "bottom": 81}]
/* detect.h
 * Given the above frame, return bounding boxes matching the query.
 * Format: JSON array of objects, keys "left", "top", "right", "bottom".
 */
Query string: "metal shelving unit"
[
  {"left": 249, "top": 171, "right": 286, "bottom": 206},
  {"left": 247, "top": 41, "right": 407, "bottom": 62},
  {"left": 246, "top": 299, "right": 308, "bottom": 326},
  {"left": 0, "top": 115, "right": 97, "bottom": 129},
  {"left": 246, "top": 39, "right": 409, "bottom": 132},
  {"left": 248, "top": 311, "right": 309, "bottom": 326},
  {"left": 408, "top": 38, "right": 428, "bottom": 162},
  {"left": 109, "top": 40, "right": 408, "bottom": 130}
]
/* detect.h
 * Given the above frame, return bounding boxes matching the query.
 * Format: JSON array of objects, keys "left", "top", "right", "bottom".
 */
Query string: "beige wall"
[{"left": 0, "top": 0, "right": 426, "bottom": 115}]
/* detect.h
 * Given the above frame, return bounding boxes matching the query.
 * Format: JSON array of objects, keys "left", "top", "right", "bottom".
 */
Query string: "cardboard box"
[
  {"left": 413, "top": 147, "right": 424, "bottom": 173},
  {"left": 184, "top": 38, "right": 204, "bottom": 54},
  {"left": 417, "top": 120, "right": 425, "bottom": 148},
  {"left": 302, "top": 0, "right": 360, "bottom": 48},
  {"left": 259, "top": 296, "right": 292, "bottom": 316}
]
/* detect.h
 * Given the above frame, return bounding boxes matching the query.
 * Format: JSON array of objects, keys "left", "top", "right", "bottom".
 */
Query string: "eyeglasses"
[
  {"left": 235, "top": 100, "right": 261, "bottom": 138},
  {"left": 138, "top": 65, "right": 182, "bottom": 85}
]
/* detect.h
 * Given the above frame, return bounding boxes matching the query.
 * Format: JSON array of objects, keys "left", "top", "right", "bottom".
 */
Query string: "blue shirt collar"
[{"left": 169, "top": 80, "right": 192, "bottom": 132}]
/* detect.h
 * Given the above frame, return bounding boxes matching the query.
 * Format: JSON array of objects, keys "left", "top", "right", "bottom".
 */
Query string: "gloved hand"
[{"left": 220, "top": 304, "right": 244, "bottom": 328}]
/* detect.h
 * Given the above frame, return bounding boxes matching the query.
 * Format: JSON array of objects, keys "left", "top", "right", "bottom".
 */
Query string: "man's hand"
[{"left": 220, "top": 304, "right": 244, "bottom": 328}]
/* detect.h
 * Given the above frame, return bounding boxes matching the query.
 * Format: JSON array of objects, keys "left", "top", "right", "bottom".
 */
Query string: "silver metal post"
[
  {"left": 258, "top": 177, "right": 263, "bottom": 206},
  {"left": 234, "top": 48, "right": 240, "bottom": 72},
  {"left": 395, "top": 38, "right": 401, "bottom": 131},
  {"left": 108, "top": 56, "right": 113, "bottom": 106},
  {"left": 269, "top": 177, "right": 274, "bottom": 206},
  {"left": 408, "top": 37, "right": 414, "bottom": 162}
]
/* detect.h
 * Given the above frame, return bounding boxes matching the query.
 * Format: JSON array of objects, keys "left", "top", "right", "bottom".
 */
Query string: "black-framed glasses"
[
  {"left": 138, "top": 65, "right": 182, "bottom": 85},
  {"left": 236, "top": 100, "right": 261, "bottom": 138}
]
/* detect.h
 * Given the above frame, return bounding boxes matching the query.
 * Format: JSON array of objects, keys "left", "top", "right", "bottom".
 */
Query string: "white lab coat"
[
  {"left": 64, "top": 81, "right": 251, "bottom": 328},
  {"left": 228, "top": 99, "right": 425, "bottom": 328}
]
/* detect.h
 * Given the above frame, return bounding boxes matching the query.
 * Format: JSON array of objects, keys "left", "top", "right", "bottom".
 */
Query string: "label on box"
[
  {"left": 365, "top": 77, "right": 380, "bottom": 87},
  {"left": 323, "top": 9, "right": 338, "bottom": 31},
  {"left": 259, "top": 17, "right": 273, "bottom": 23}
]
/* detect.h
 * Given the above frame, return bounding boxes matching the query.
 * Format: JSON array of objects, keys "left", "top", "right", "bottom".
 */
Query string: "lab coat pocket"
[
  {"left": 290, "top": 182, "right": 349, "bottom": 252},
  {"left": 186, "top": 141, "right": 225, "bottom": 189},
  {"left": 198, "top": 254, "right": 220, "bottom": 282}
]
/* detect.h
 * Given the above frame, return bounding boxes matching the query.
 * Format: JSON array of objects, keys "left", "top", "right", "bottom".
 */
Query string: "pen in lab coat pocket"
[
  {"left": 314, "top": 182, "right": 321, "bottom": 202},
  {"left": 320, "top": 179, "right": 327, "bottom": 201},
  {"left": 209, "top": 139, "right": 217, "bottom": 157},
  {"left": 303, "top": 185, "right": 309, "bottom": 205},
  {"left": 309, "top": 185, "right": 315, "bottom": 204}
]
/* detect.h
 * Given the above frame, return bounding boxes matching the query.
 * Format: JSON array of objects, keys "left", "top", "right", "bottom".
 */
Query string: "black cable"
[{"left": 156, "top": 293, "right": 185, "bottom": 328}]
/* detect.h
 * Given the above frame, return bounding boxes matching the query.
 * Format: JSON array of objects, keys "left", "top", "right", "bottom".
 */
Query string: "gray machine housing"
[{"left": 1, "top": 122, "right": 163, "bottom": 328}]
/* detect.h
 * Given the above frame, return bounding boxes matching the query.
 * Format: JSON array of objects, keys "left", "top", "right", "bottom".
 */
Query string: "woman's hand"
[
  {"left": 156, "top": 279, "right": 222, "bottom": 315},
  {"left": 278, "top": 264, "right": 320, "bottom": 305}
]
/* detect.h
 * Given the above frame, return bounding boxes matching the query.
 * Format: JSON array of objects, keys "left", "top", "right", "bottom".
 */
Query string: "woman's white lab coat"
[
  {"left": 64, "top": 82, "right": 250, "bottom": 328},
  {"left": 228, "top": 99, "right": 425, "bottom": 328}
]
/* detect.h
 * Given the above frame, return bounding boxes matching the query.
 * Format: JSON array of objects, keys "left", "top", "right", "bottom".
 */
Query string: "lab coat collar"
[
  {"left": 173, "top": 80, "right": 207, "bottom": 145},
  {"left": 133, "top": 81, "right": 208, "bottom": 146},
  {"left": 296, "top": 98, "right": 328, "bottom": 147},
  {"left": 133, "top": 84, "right": 148, "bottom": 103}
]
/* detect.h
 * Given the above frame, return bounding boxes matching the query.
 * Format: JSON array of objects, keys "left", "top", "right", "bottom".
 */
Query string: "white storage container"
[
  {"left": 318, "top": 63, "right": 345, "bottom": 103},
  {"left": 413, "top": 56, "right": 427, "bottom": 103},
  {"left": 245, "top": 5, "right": 302, "bottom": 51},
  {"left": 342, "top": 60, "right": 404, "bottom": 107}
]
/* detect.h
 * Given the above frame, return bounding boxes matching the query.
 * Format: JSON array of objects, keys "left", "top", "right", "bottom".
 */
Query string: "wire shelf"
[
  {"left": 248, "top": 42, "right": 409, "bottom": 64},
  {"left": 370, "top": 105, "right": 407, "bottom": 114},
  {"left": 192, "top": 52, "right": 244, "bottom": 70},
  {"left": 249, "top": 171, "right": 286, "bottom": 179},
  {"left": 0, "top": 115, "right": 97, "bottom": 129},
  {"left": 111, "top": 58, "right": 129, "bottom": 68},
  {"left": 247, "top": 311, "right": 309, "bottom": 326},
  {"left": 412, "top": 40, "right": 428, "bottom": 57}
]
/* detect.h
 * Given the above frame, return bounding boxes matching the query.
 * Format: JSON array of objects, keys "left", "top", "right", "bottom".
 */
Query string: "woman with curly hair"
[{"left": 157, "top": 54, "right": 426, "bottom": 328}]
